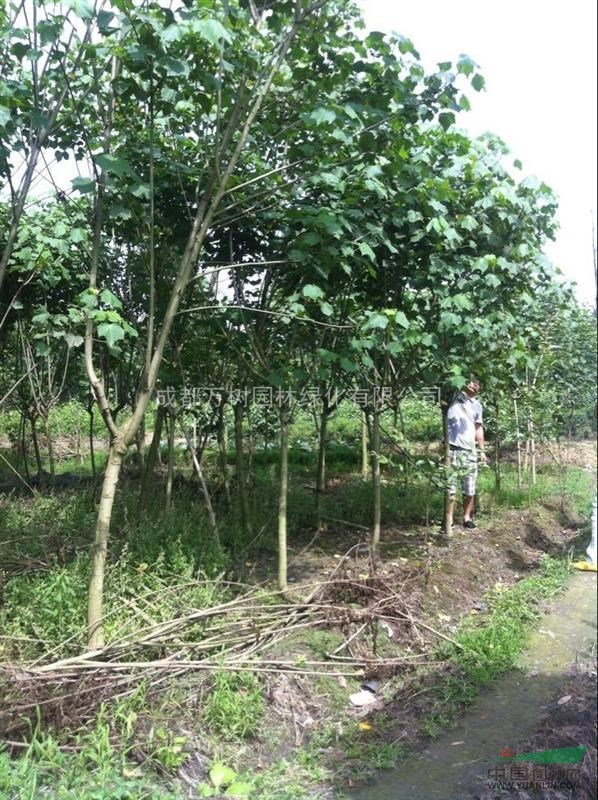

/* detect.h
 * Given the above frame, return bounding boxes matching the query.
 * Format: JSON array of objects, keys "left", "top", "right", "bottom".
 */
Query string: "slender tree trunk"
[
  {"left": 315, "top": 407, "right": 328, "bottom": 530},
  {"left": 20, "top": 411, "right": 30, "bottom": 483},
  {"left": 165, "top": 408, "right": 176, "bottom": 512},
  {"left": 513, "top": 395, "right": 522, "bottom": 490},
  {"left": 87, "top": 401, "right": 97, "bottom": 483},
  {"left": 361, "top": 411, "right": 369, "bottom": 482},
  {"left": 30, "top": 416, "right": 44, "bottom": 486},
  {"left": 43, "top": 415, "right": 55, "bottom": 485},
  {"left": 528, "top": 413, "right": 536, "bottom": 486},
  {"left": 370, "top": 408, "right": 381, "bottom": 553},
  {"left": 263, "top": 407, "right": 270, "bottom": 457},
  {"left": 278, "top": 405, "right": 289, "bottom": 592},
  {"left": 138, "top": 406, "right": 165, "bottom": 511},
  {"left": 442, "top": 406, "right": 451, "bottom": 536},
  {"left": 217, "top": 405, "right": 231, "bottom": 507},
  {"left": 234, "top": 403, "right": 252, "bottom": 537},
  {"left": 87, "top": 444, "right": 125, "bottom": 649},
  {"left": 494, "top": 400, "right": 501, "bottom": 491},
  {"left": 135, "top": 417, "right": 145, "bottom": 476},
  {"left": 180, "top": 421, "right": 219, "bottom": 542}
]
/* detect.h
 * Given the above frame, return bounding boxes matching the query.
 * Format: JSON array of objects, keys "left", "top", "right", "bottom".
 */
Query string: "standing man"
[{"left": 447, "top": 377, "right": 487, "bottom": 530}]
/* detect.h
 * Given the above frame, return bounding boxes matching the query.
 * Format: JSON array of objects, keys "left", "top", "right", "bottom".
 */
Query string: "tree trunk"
[
  {"left": 361, "top": 411, "right": 369, "bottom": 482},
  {"left": 234, "top": 403, "right": 252, "bottom": 537},
  {"left": 43, "top": 415, "right": 56, "bottom": 486},
  {"left": 138, "top": 405, "right": 165, "bottom": 511},
  {"left": 278, "top": 405, "right": 289, "bottom": 592},
  {"left": 180, "top": 422, "right": 219, "bottom": 543},
  {"left": 30, "top": 416, "right": 44, "bottom": 486},
  {"left": 135, "top": 417, "right": 145, "bottom": 476},
  {"left": 513, "top": 395, "right": 522, "bottom": 490},
  {"left": 493, "top": 400, "right": 501, "bottom": 491},
  {"left": 217, "top": 405, "right": 231, "bottom": 507},
  {"left": 315, "top": 407, "right": 328, "bottom": 530},
  {"left": 17, "top": 414, "right": 31, "bottom": 483},
  {"left": 87, "top": 444, "right": 125, "bottom": 649},
  {"left": 165, "top": 408, "right": 176, "bottom": 512},
  {"left": 370, "top": 408, "right": 381, "bottom": 553},
  {"left": 442, "top": 406, "right": 452, "bottom": 536},
  {"left": 528, "top": 413, "right": 537, "bottom": 486}
]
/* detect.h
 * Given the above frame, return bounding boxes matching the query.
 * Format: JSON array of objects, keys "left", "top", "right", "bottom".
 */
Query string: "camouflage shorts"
[{"left": 448, "top": 447, "right": 478, "bottom": 496}]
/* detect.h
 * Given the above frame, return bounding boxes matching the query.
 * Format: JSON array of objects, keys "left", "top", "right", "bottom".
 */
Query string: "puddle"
[{"left": 350, "top": 573, "right": 597, "bottom": 800}]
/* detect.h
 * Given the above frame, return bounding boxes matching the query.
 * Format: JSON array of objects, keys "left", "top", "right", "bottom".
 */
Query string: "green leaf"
[
  {"left": 471, "top": 73, "right": 485, "bottom": 92},
  {"left": 0, "top": 105, "right": 10, "bottom": 126},
  {"left": 340, "top": 357, "right": 357, "bottom": 372},
  {"left": 308, "top": 107, "right": 336, "bottom": 125},
  {"left": 320, "top": 301, "right": 334, "bottom": 317},
  {"left": 209, "top": 763, "right": 237, "bottom": 789},
  {"left": 70, "top": 228, "right": 87, "bottom": 243},
  {"left": 65, "top": 0, "right": 94, "bottom": 20},
  {"left": 97, "top": 10, "right": 116, "bottom": 32},
  {"left": 302, "top": 284, "right": 324, "bottom": 301},
  {"left": 95, "top": 153, "right": 132, "bottom": 176},
  {"left": 194, "top": 18, "right": 233, "bottom": 45},
  {"left": 358, "top": 242, "right": 376, "bottom": 261},
  {"left": 457, "top": 54, "right": 476, "bottom": 76},
  {"left": 395, "top": 311, "right": 409, "bottom": 329},
  {"left": 158, "top": 56, "right": 190, "bottom": 77},
  {"left": 72, "top": 177, "right": 95, "bottom": 193},
  {"left": 366, "top": 313, "right": 388, "bottom": 330},
  {"left": 65, "top": 333, "right": 84, "bottom": 348},
  {"left": 97, "top": 322, "right": 125, "bottom": 348},
  {"left": 224, "top": 782, "right": 252, "bottom": 798},
  {"left": 438, "top": 112, "right": 455, "bottom": 131},
  {"left": 99, "top": 288, "right": 123, "bottom": 309}
]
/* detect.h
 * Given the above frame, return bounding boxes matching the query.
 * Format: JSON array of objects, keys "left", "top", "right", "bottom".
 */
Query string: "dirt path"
[{"left": 351, "top": 572, "right": 597, "bottom": 800}]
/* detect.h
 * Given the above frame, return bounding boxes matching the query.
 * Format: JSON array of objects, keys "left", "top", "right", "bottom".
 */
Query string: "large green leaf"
[
  {"left": 72, "top": 177, "right": 95, "bottom": 193},
  {"left": 97, "top": 322, "right": 125, "bottom": 348},
  {"left": 193, "top": 18, "right": 233, "bottom": 45},
  {"left": 302, "top": 284, "right": 324, "bottom": 300},
  {"left": 95, "top": 153, "right": 132, "bottom": 176}
]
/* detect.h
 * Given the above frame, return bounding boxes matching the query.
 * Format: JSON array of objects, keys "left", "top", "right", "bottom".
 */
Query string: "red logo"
[{"left": 500, "top": 747, "right": 516, "bottom": 758}]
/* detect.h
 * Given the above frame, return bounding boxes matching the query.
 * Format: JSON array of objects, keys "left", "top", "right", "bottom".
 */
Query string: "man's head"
[{"left": 464, "top": 377, "right": 481, "bottom": 397}]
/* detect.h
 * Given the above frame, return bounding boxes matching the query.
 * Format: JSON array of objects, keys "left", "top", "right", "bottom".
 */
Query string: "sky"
[{"left": 359, "top": 0, "right": 598, "bottom": 306}]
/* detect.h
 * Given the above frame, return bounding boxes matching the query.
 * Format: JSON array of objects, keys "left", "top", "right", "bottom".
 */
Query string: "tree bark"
[
  {"left": 138, "top": 405, "right": 165, "bottom": 511},
  {"left": 315, "top": 406, "right": 328, "bottom": 530},
  {"left": 165, "top": 408, "right": 176, "bottom": 512},
  {"left": 493, "top": 399, "right": 501, "bottom": 491},
  {"left": 217, "top": 405, "right": 231, "bottom": 507},
  {"left": 361, "top": 411, "right": 369, "bottom": 482},
  {"left": 234, "top": 403, "right": 252, "bottom": 537},
  {"left": 30, "top": 415, "right": 44, "bottom": 486},
  {"left": 135, "top": 417, "right": 145, "bottom": 476},
  {"left": 442, "top": 405, "right": 452, "bottom": 536},
  {"left": 87, "top": 443, "right": 125, "bottom": 649},
  {"left": 278, "top": 405, "right": 289, "bottom": 592},
  {"left": 370, "top": 407, "right": 381, "bottom": 553},
  {"left": 513, "top": 395, "right": 522, "bottom": 490},
  {"left": 43, "top": 415, "right": 55, "bottom": 486}
]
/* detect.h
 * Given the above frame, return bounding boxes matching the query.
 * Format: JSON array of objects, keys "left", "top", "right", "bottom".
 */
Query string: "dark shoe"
[{"left": 463, "top": 519, "right": 477, "bottom": 530}]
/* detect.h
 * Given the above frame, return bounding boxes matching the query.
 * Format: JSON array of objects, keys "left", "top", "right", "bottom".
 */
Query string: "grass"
[{"left": 419, "top": 554, "right": 573, "bottom": 740}]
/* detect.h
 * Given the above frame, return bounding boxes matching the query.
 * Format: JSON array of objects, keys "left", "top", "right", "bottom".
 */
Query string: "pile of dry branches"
[{"left": 1, "top": 552, "right": 452, "bottom": 739}]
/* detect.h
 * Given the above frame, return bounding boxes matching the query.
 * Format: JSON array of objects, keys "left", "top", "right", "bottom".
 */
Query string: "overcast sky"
[{"left": 359, "top": 0, "right": 597, "bottom": 306}]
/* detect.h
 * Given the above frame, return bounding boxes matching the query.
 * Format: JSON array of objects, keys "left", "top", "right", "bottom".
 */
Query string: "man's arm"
[{"left": 475, "top": 422, "right": 487, "bottom": 463}]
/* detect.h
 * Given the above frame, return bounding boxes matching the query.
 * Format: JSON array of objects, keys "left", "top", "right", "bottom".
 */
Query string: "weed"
[{"left": 202, "top": 671, "right": 265, "bottom": 740}]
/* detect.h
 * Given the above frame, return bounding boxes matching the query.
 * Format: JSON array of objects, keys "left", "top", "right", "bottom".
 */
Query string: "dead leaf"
[{"left": 557, "top": 695, "right": 572, "bottom": 705}]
